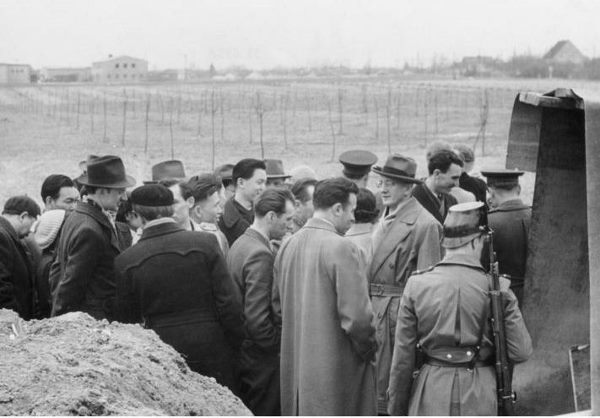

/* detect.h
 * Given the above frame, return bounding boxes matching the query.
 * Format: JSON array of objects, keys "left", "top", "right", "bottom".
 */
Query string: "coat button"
[
  {"left": 467, "top": 351, "right": 472, "bottom": 356},
  {"left": 446, "top": 353, "right": 452, "bottom": 359}
]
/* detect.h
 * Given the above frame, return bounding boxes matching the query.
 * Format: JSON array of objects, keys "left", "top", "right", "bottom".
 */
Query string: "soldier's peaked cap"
[
  {"left": 339, "top": 150, "right": 378, "bottom": 177},
  {"left": 442, "top": 201, "right": 485, "bottom": 248},
  {"left": 481, "top": 168, "right": 524, "bottom": 189}
]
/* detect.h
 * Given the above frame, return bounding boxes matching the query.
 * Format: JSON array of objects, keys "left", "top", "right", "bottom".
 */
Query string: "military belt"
[
  {"left": 369, "top": 283, "right": 404, "bottom": 297},
  {"left": 425, "top": 357, "right": 494, "bottom": 368}
]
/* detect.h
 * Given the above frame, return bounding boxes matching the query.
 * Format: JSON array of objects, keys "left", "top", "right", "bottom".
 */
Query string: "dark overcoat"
[
  {"left": 488, "top": 198, "right": 531, "bottom": 306},
  {"left": 227, "top": 227, "right": 280, "bottom": 415},
  {"left": 388, "top": 253, "right": 533, "bottom": 415},
  {"left": 50, "top": 200, "right": 123, "bottom": 320},
  {"left": 0, "top": 217, "right": 35, "bottom": 320},
  {"left": 459, "top": 172, "right": 488, "bottom": 203},
  {"left": 114, "top": 221, "right": 244, "bottom": 392},
  {"left": 412, "top": 182, "right": 458, "bottom": 223}
]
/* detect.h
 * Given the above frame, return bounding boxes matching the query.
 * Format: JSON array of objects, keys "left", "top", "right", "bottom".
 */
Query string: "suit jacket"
[
  {"left": 218, "top": 197, "right": 254, "bottom": 246},
  {"left": 0, "top": 217, "right": 35, "bottom": 320},
  {"left": 227, "top": 227, "right": 279, "bottom": 352},
  {"left": 50, "top": 200, "right": 124, "bottom": 320},
  {"left": 273, "top": 217, "right": 377, "bottom": 415},
  {"left": 412, "top": 182, "right": 458, "bottom": 224},
  {"left": 459, "top": 172, "right": 488, "bottom": 203},
  {"left": 489, "top": 198, "right": 531, "bottom": 306},
  {"left": 114, "top": 221, "right": 244, "bottom": 390},
  {"left": 368, "top": 197, "right": 442, "bottom": 412},
  {"left": 388, "top": 253, "right": 532, "bottom": 415}
]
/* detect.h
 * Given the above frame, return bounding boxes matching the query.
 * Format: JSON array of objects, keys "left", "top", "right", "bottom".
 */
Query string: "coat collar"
[
  {"left": 140, "top": 221, "right": 184, "bottom": 241},
  {"left": 490, "top": 198, "right": 529, "bottom": 213},
  {"left": 369, "top": 197, "right": 423, "bottom": 278},
  {"left": 0, "top": 216, "right": 19, "bottom": 242},
  {"left": 345, "top": 222, "right": 374, "bottom": 237},
  {"left": 436, "top": 253, "right": 486, "bottom": 272},
  {"left": 74, "top": 201, "right": 122, "bottom": 252},
  {"left": 243, "top": 227, "right": 272, "bottom": 250},
  {"left": 305, "top": 217, "right": 341, "bottom": 235}
]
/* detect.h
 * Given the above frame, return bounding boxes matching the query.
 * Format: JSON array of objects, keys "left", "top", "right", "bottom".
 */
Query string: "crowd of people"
[{"left": 0, "top": 141, "right": 534, "bottom": 416}]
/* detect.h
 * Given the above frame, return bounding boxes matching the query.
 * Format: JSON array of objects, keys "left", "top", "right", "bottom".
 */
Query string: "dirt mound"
[{"left": 0, "top": 309, "right": 251, "bottom": 416}]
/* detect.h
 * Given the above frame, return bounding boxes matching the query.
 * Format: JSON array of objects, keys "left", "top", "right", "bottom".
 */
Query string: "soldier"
[
  {"left": 481, "top": 169, "right": 531, "bottom": 306},
  {"left": 369, "top": 154, "right": 442, "bottom": 414},
  {"left": 339, "top": 149, "right": 378, "bottom": 189},
  {"left": 388, "top": 202, "right": 532, "bottom": 416}
]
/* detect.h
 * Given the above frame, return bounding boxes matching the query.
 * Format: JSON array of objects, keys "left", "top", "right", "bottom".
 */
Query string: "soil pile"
[{"left": 0, "top": 309, "right": 251, "bottom": 416}]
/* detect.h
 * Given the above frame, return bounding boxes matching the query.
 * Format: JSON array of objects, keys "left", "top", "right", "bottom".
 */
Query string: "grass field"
[{"left": 2, "top": 76, "right": 599, "bottom": 207}]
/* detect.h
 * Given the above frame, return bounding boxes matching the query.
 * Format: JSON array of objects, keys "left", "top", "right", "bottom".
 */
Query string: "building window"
[
  {"left": 115, "top": 74, "right": 119, "bottom": 79},
  {"left": 132, "top": 63, "right": 136, "bottom": 68},
  {"left": 124, "top": 63, "right": 128, "bottom": 68},
  {"left": 115, "top": 63, "right": 119, "bottom": 69},
  {"left": 107, "top": 74, "right": 111, "bottom": 79}
]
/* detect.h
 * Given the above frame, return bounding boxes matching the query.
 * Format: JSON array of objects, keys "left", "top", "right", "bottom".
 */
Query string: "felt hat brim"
[
  {"left": 371, "top": 166, "right": 422, "bottom": 184},
  {"left": 76, "top": 174, "right": 136, "bottom": 189}
]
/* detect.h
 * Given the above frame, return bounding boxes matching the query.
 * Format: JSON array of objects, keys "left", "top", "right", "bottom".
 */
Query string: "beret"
[{"left": 130, "top": 184, "right": 174, "bottom": 207}]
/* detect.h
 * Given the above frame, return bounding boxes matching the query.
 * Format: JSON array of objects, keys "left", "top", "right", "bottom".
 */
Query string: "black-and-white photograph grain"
[{"left": 0, "top": 0, "right": 598, "bottom": 415}]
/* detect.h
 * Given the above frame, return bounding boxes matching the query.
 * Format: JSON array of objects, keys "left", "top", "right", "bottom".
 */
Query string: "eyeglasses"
[{"left": 376, "top": 179, "right": 397, "bottom": 188}]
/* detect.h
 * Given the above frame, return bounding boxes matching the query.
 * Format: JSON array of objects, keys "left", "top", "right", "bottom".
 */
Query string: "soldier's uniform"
[
  {"left": 387, "top": 202, "right": 532, "bottom": 416},
  {"left": 339, "top": 150, "right": 383, "bottom": 213},
  {"left": 482, "top": 169, "right": 531, "bottom": 307}
]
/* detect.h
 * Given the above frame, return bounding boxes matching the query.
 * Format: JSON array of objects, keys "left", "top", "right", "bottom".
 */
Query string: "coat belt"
[
  {"left": 369, "top": 283, "right": 404, "bottom": 297},
  {"left": 143, "top": 308, "right": 217, "bottom": 328}
]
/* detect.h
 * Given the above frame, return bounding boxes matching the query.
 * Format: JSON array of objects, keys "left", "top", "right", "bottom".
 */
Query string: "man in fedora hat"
[
  {"left": 369, "top": 153, "right": 443, "bottom": 414},
  {"left": 147, "top": 160, "right": 186, "bottom": 184},
  {"left": 50, "top": 155, "right": 135, "bottom": 320},
  {"left": 388, "top": 202, "right": 532, "bottom": 416},
  {"left": 264, "top": 159, "right": 290, "bottom": 188},
  {"left": 481, "top": 168, "right": 530, "bottom": 307}
]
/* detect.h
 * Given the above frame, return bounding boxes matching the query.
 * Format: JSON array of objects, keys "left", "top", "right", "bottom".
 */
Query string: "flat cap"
[
  {"left": 481, "top": 168, "right": 524, "bottom": 189},
  {"left": 339, "top": 150, "right": 378, "bottom": 177},
  {"left": 130, "top": 184, "right": 174, "bottom": 207}
]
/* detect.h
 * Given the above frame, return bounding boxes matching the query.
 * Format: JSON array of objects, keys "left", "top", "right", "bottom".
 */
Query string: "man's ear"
[
  {"left": 18, "top": 211, "right": 29, "bottom": 222},
  {"left": 186, "top": 196, "right": 195, "bottom": 208},
  {"left": 294, "top": 199, "right": 301, "bottom": 209},
  {"left": 44, "top": 196, "right": 53, "bottom": 206},
  {"left": 331, "top": 202, "right": 343, "bottom": 216}
]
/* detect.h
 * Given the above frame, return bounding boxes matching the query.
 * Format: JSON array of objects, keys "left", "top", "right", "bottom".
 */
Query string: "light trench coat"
[
  {"left": 387, "top": 254, "right": 532, "bottom": 415},
  {"left": 273, "top": 217, "right": 377, "bottom": 416},
  {"left": 368, "top": 197, "right": 443, "bottom": 413}
]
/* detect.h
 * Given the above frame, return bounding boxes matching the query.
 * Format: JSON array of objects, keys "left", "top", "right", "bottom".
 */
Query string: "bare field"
[{"left": 2, "top": 76, "right": 599, "bottom": 207}]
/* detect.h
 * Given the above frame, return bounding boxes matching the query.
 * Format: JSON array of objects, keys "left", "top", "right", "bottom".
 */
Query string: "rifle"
[{"left": 486, "top": 228, "right": 516, "bottom": 415}]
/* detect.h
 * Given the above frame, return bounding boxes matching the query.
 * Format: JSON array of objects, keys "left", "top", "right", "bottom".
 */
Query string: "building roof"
[
  {"left": 0, "top": 63, "right": 32, "bottom": 68},
  {"left": 92, "top": 55, "right": 148, "bottom": 65},
  {"left": 543, "top": 40, "right": 587, "bottom": 62}
]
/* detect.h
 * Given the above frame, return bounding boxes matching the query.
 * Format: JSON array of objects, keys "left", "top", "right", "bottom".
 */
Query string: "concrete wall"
[{"left": 92, "top": 57, "right": 148, "bottom": 83}]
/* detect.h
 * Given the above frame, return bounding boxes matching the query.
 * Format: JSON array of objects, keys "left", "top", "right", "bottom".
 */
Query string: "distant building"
[
  {"left": 92, "top": 55, "right": 148, "bottom": 83},
  {"left": 40, "top": 67, "right": 92, "bottom": 83},
  {"left": 543, "top": 40, "right": 588, "bottom": 65},
  {"left": 0, "top": 63, "right": 32, "bottom": 84},
  {"left": 460, "top": 56, "right": 498, "bottom": 77}
]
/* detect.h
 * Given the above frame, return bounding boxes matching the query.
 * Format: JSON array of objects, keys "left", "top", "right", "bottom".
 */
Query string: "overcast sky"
[{"left": 0, "top": 0, "right": 598, "bottom": 70}]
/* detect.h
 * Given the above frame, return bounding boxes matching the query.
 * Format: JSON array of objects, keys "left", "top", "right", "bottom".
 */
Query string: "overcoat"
[
  {"left": 0, "top": 217, "right": 35, "bottom": 320},
  {"left": 228, "top": 227, "right": 280, "bottom": 415},
  {"left": 50, "top": 200, "right": 123, "bottom": 320},
  {"left": 345, "top": 222, "right": 375, "bottom": 272},
  {"left": 488, "top": 198, "right": 531, "bottom": 306},
  {"left": 368, "top": 197, "right": 442, "bottom": 413},
  {"left": 412, "top": 182, "right": 458, "bottom": 223},
  {"left": 459, "top": 172, "right": 488, "bottom": 203},
  {"left": 387, "top": 253, "right": 532, "bottom": 416},
  {"left": 114, "top": 220, "right": 244, "bottom": 392},
  {"left": 273, "top": 217, "right": 377, "bottom": 416}
]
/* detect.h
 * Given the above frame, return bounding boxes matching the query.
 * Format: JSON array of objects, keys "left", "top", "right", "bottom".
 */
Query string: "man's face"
[
  {"left": 336, "top": 193, "right": 357, "bottom": 235},
  {"left": 194, "top": 190, "right": 223, "bottom": 225},
  {"left": 169, "top": 184, "right": 192, "bottom": 227},
  {"left": 47, "top": 186, "right": 80, "bottom": 210},
  {"left": 239, "top": 169, "right": 267, "bottom": 201},
  {"left": 270, "top": 200, "right": 295, "bottom": 241},
  {"left": 295, "top": 185, "right": 315, "bottom": 224},
  {"left": 378, "top": 176, "right": 412, "bottom": 209},
  {"left": 18, "top": 213, "right": 37, "bottom": 238},
  {"left": 433, "top": 163, "right": 462, "bottom": 194},
  {"left": 102, "top": 188, "right": 126, "bottom": 211},
  {"left": 266, "top": 178, "right": 286, "bottom": 188}
]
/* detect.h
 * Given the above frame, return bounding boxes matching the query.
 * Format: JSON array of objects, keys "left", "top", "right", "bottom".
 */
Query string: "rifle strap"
[{"left": 468, "top": 289, "right": 490, "bottom": 370}]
